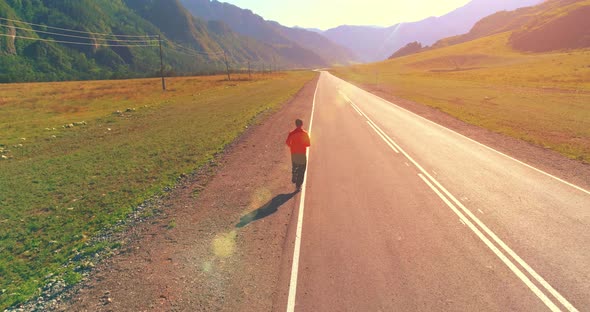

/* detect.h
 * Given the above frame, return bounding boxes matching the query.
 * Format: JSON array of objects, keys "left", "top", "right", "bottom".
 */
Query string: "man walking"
[{"left": 286, "top": 119, "right": 311, "bottom": 191}]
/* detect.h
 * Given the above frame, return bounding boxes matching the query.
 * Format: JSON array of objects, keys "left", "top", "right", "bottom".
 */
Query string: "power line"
[
  {"left": 166, "top": 40, "right": 223, "bottom": 56},
  {"left": 0, "top": 33, "right": 158, "bottom": 47},
  {"left": 163, "top": 46, "right": 209, "bottom": 58},
  {"left": 162, "top": 46, "right": 227, "bottom": 63},
  {"left": 0, "top": 17, "right": 159, "bottom": 38},
  {"left": 165, "top": 40, "right": 224, "bottom": 57},
  {"left": 1, "top": 17, "right": 233, "bottom": 57},
  {"left": 0, "top": 23, "right": 156, "bottom": 44}
]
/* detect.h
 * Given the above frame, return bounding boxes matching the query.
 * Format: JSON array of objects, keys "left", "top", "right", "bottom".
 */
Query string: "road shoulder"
[{"left": 54, "top": 75, "right": 318, "bottom": 312}]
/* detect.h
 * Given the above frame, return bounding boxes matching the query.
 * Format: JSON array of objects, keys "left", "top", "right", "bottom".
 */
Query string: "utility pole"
[
  {"left": 248, "top": 60, "right": 252, "bottom": 79},
  {"left": 223, "top": 50, "right": 231, "bottom": 81},
  {"left": 158, "top": 34, "right": 166, "bottom": 91},
  {"left": 272, "top": 56, "right": 276, "bottom": 74}
]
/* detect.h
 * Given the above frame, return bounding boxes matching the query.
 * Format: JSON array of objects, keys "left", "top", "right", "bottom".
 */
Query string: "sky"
[{"left": 220, "top": 0, "right": 472, "bottom": 30}]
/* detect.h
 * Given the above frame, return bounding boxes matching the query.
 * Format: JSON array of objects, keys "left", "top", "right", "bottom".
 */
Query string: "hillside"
[
  {"left": 123, "top": 0, "right": 292, "bottom": 67},
  {"left": 179, "top": 0, "right": 358, "bottom": 66},
  {"left": 391, "top": 0, "right": 590, "bottom": 58},
  {"left": 432, "top": 0, "right": 590, "bottom": 52},
  {"left": 389, "top": 42, "right": 426, "bottom": 59},
  {"left": 322, "top": 0, "right": 543, "bottom": 62},
  {"left": 0, "top": 0, "right": 319, "bottom": 83},
  {"left": 509, "top": 0, "right": 590, "bottom": 52}
]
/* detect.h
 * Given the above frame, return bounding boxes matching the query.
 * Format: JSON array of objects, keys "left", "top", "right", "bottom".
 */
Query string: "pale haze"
[{"left": 219, "top": 0, "right": 472, "bottom": 29}]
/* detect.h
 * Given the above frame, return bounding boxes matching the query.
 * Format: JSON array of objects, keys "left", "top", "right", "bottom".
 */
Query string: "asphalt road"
[{"left": 284, "top": 72, "right": 590, "bottom": 312}]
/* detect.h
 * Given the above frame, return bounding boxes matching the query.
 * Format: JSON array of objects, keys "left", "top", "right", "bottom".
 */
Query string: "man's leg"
[
  {"left": 292, "top": 162, "right": 297, "bottom": 184},
  {"left": 295, "top": 163, "right": 307, "bottom": 189}
]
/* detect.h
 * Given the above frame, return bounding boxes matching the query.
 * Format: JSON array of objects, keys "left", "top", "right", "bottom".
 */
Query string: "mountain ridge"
[
  {"left": 322, "top": 0, "right": 544, "bottom": 62},
  {"left": 179, "top": 0, "right": 358, "bottom": 66},
  {"left": 389, "top": 0, "right": 590, "bottom": 59}
]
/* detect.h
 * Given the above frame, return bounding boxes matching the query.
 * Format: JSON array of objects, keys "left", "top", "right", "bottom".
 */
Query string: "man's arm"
[{"left": 286, "top": 132, "right": 292, "bottom": 146}]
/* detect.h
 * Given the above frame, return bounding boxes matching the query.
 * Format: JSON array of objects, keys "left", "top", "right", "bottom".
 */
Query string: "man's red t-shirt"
[{"left": 286, "top": 127, "right": 310, "bottom": 155}]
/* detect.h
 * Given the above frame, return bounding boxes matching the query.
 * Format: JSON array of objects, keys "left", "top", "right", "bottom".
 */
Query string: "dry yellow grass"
[{"left": 0, "top": 73, "right": 272, "bottom": 144}]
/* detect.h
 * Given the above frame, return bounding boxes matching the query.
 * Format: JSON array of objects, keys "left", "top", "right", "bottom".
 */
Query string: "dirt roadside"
[
  {"left": 344, "top": 81, "right": 590, "bottom": 191},
  {"left": 51, "top": 76, "right": 318, "bottom": 312}
]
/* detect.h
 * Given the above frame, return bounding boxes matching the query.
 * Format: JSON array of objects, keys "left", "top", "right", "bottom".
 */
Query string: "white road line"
[
  {"left": 478, "top": 209, "right": 484, "bottom": 214},
  {"left": 425, "top": 167, "right": 579, "bottom": 312},
  {"left": 338, "top": 90, "right": 352, "bottom": 103},
  {"left": 365, "top": 117, "right": 401, "bottom": 153},
  {"left": 344, "top": 90, "right": 578, "bottom": 312},
  {"left": 350, "top": 104, "right": 363, "bottom": 116},
  {"left": 418, "top": 174, "right": 562, "bottom": 312},
  {"left": 333, "top": 74, "right": 590, "bottom": 196},
  {"left": 352, "top": 103, "right": 366, "bottom": 117},
  {"left": 367, "top": 121, "right": 400, "bottom": 153},
  {"left": 350, "top": 102, "right": 368, "bottom": 119},
  {"left": 339, "top": 90, "right": 364, "bottom": 117},
  {"left": 286, "top": 73, "right": 320, "bottom": 312}
]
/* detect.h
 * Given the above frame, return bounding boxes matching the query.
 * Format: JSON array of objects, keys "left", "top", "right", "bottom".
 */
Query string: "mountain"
[
  {"left": 123, "top": 0, "right": 304, "bottom": 67},
  {"left": 509, "top": 0, "right": 590, "bottom": 52},
  {"left": 0, "top": 0, "right": 325, "bottom": 83},
  {"left": 179, "top": 0, "right": 358, "bottom": 65},
  {"left": 389, "top": 42, "right": 426, "bottom": 59},
  {"left": 391, "top": 0, "right": 590, "bottom": 58},
  {"left": 295, "top": 27, "right": 324, "bottom": 34},
  {"left": 323, "top": 0, "right": 544, "bottom": 62},
  {"left": 322, "top": 26, "right": 393, "bottom": 63}
]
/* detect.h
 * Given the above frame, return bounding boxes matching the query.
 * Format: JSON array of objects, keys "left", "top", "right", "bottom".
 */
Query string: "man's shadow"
[{"left": 236, "top": 191, "right": 298, "bottom": 228}]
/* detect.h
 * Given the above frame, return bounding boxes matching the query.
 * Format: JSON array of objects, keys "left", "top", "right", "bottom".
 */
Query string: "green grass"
[
  {"left": 331, "top": 32, "right": 590, "bottom": 162},
  {"left": 0, "top": 71, "right": 316, "bottom": 309}
]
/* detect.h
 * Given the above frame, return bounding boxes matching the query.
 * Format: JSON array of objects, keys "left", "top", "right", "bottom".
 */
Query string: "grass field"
[
  {"left": 0, "top": 71, "right": 316, "bottom": 309},
  {"left": 331, "top": 32, "right": 590, "bottom": 163}
]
